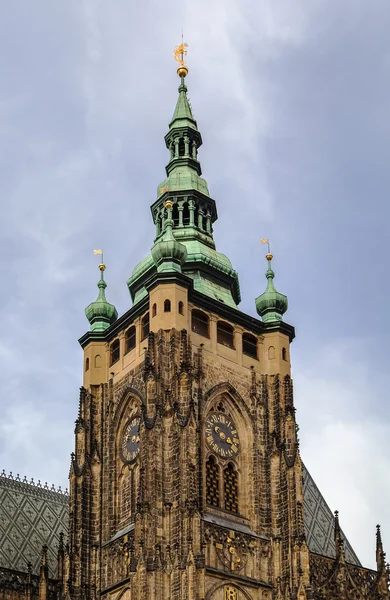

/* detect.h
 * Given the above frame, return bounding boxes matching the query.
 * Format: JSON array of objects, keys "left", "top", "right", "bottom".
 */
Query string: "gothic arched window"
[
  {"left": 242, "top": 332, "right": 258, "bottom": 359},
  {"left": 206, "top": 455, "right": 220, "bottom": 508},
  {"left": 164, "top": 299, "right": 171, "bottom": 312},
  {"left": 85, "top": 358, "right": 89, "bottom": 372},
  {"left": 282, "top": 347, "right": 287, "bottom": 361},
  {"left": 125, "top": 326, "right": 136, "bottom": 353},
  {"left": 110, "top": 340, "right": 120, "bottom": 365},
  {"left": 191, "top": 309, "right": 209, "bottom": 338},
  {"left": 141, "top": 313, "right": 150, "bottom": 341},
  {"left": 178, "top": 301, "right": 184, "bottom": 315},
  {"left": 224, "top": 463, "right": 238, "bottom": 513},
  {"left": 152, "top": 303, "right": 157, "bottom": 318}
]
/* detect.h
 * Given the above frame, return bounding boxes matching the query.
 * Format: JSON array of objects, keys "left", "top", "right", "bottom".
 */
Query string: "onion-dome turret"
[
  {"left": 255, "top": 252, "right": 288, "bottom": 323},
  {"left": 151, "top": 200, "right": 187, "bottom": 272},
  {"left": 85, "top": 264, "right": 118, "bottom": 332}
]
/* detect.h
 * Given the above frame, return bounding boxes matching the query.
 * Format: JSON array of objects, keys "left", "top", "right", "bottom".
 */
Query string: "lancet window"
[
  {"left": 206, "top": 455, "right": 220, "bottom": 507},
  {"left": 223, "top": 462, "right": 238, "bottom": 513}
]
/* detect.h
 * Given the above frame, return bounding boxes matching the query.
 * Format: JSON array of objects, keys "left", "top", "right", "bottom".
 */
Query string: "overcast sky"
[{"left": 0, "top": 1, "right": 389, "bottom": 569}]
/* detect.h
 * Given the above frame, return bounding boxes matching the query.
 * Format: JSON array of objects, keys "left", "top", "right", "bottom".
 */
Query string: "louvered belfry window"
[
  {"left": 206, "top": 455, "right": 220, "bottom": 507},
  {"left": 224, "top": 463, "right": 238, "bottom": 513}
]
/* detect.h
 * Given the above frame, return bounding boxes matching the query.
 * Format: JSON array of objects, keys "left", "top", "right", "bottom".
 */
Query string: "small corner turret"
[
  {"left": 85, "top": 261, "right": 118, "bottom": 332},
  {"left": 255, "top": 243, "right": 292, "bottom": 376},
  {"left": 256, "top": 250, "right": 288, "bottom": 323}
]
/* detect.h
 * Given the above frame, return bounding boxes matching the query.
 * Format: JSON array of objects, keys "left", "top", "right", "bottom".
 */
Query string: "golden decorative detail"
[
  {"left": 260, "top": 238, "right": 271, "bottom": 256},
  {"left": 224, "top": 586, "right": 238, "bottom": 600},
  {"left": 94, "top": 249, "right": 105, "bottom": 270},
  {"left": 174, "top": 41, "right": 189, "bottom": 77},
  {"left": 266, "top": 252, "right": 273, "bottom": 261},
  {"left": 159, "top": 186, "right": 169, "bottom": 194},
  {"left": 165, "top": 200, "right": 173, "bottom": 209}
]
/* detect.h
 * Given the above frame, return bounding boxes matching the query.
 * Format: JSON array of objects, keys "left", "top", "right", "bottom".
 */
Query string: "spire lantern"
[
  {"left": 85, "top": 262, "right": 118, "bottom": 332},
  {"left": 255, "top": 248, "right": 288, "bottom": 323}
]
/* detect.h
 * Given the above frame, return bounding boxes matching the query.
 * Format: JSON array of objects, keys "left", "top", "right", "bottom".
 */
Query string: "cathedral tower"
[{"left": 67, "top": 46, "right": 389, "bottom": 600}]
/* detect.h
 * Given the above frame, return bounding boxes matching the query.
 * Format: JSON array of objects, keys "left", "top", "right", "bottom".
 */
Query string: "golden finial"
[
  {"left": 174, "top": 36, "right": 189, "bottom": 78},
  {"left": 94, "top": 249, "right": 106, "bottom": 271},
  {"left": 165, "top": 200, "right": 173, "bottom": 209},
  {"left": 260, "top": 238, "right": 273, "bottom": 261}
]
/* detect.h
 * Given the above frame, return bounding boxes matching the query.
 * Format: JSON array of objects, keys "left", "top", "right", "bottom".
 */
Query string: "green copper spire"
[
  {"left": 151, "top": 200, "right": 187, "bottom": 272},
  {"left": 85, "top": 264, "right": 118, "bottom": 332},
  {"left": 170, "top": 77, "right": 198, "bottom": 131},
  {"left": 256, "top": 252, "right": 288, "bottom": 323},
  {"left": 127, "top": 47, "right": 241, "bottom": 309}
]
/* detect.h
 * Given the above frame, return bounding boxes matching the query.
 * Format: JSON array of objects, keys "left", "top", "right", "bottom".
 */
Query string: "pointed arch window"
[
  {"left": 178, "top": 301, "right": 184, "bottom": 315},
  {"left": 164, "top": 299, "right": 171, "bottom": 312},
  {"left": 125, "top": 326, "right": 136, "bottom": 353},
  {"left": 242, "top": 332, "right": 258, "bottom": 359},
  {"left": 110, "top": 340, "right": 120, "bottom": 365},
  {"left": 206, "top": 455, "right": 220, "bottom": 508},
  {"left": 223, "top": 463, "right": 238, "bottom": 513},
  {"left": 141, "top": 313, "right": 150, "bottom": 341},
  {"left": 152, "top": 303, "right": 157, "bottom": 318}
]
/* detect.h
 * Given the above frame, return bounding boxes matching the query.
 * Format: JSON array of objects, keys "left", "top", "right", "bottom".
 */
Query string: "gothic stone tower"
[{"left": 67, "top": 58, "right": 389, "bottom": 600}]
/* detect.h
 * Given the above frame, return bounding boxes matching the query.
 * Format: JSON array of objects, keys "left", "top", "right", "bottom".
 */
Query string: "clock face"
[
  {"left": 121, "top": 416, "right": 141, "bottom": 463},
  {"left": 205, "top": 412, "right": 240, "bottom": 458}
]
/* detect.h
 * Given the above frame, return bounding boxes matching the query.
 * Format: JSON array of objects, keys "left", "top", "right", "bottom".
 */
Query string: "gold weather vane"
[
  {"left": 93, "top": 248, "right": 105, "bottom": 271},
  {"left": 174, "top": 37, "right": 189, "bottom": 77},
  {"left": 260, "top": 238, "right": 272, "bottom": 260}
]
